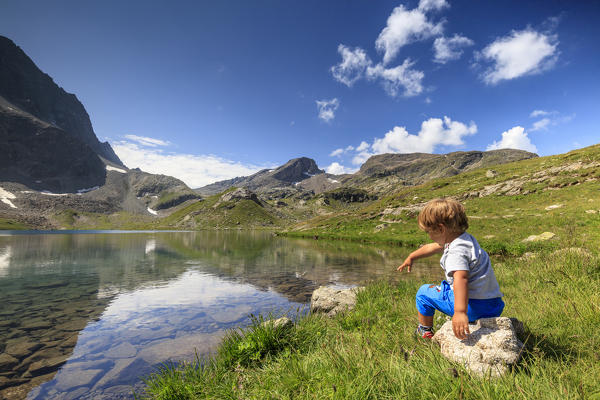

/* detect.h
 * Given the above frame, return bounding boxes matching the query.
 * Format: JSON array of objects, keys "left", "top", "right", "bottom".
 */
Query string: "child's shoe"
[{"left": 416, "top": 325, "right": 434, "bottom": 339}]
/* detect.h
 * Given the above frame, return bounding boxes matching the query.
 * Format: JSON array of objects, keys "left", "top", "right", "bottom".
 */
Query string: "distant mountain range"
[
  {"left": 0, "top": 35, "right": 538, "bottom": 230},
  {"left": 196, "top": 149, "right": 537, "bottom": 197}
]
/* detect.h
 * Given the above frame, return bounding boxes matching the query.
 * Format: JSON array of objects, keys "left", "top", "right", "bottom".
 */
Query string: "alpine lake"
[{"left": 0, "top": 230, "right": 442, "bottom": 399}]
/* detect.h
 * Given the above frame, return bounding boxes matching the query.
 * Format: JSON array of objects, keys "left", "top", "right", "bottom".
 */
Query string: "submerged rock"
[
  {"left": 432, "top": 317, "right": 524, "bottom": 377},
  {"left": 310, "top": 286, "right": 364, "bottom": 317}
]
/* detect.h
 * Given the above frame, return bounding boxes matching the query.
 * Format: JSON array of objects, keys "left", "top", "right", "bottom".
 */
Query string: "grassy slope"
[
  {"left": 142, "top": 145, "right": 600, "bottom": 399},
  {"left": 284, "top": 144, "right": 600, "bottom": 255}
]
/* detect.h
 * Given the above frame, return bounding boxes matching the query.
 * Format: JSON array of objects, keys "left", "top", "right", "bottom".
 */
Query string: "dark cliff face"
[
  {"left": 0, "top": 35, "right": 123, "bottom": 166},
  {"left": 0, "top": 96, "right": 107, "bottom": 192}
]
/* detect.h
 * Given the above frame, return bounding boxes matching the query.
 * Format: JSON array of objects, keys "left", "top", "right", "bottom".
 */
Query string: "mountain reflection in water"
[{"left": 0, "top": 231, "right": 441, "bottom": 399}]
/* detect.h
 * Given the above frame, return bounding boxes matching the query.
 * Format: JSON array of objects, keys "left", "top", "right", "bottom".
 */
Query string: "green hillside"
[{"left": 283, "top": 144, "right": 600, "bottom": 255}]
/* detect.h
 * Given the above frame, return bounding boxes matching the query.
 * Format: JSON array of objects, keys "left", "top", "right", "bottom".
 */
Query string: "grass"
[
  {"left": 0, "top": 217, "right": 30, "bottom": 230},
  {"left": 141, "top": 247, "right": 600, "bottom": 399}
]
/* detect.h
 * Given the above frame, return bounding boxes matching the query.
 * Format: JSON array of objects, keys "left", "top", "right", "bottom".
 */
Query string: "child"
[{"left": 397, "top": 198, "right": 504, "bottom": 340}]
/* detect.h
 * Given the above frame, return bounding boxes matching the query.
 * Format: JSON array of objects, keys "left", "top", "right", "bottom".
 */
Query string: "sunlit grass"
[{"left": 141, "top": 248, "right": 600, "bottom": 399}]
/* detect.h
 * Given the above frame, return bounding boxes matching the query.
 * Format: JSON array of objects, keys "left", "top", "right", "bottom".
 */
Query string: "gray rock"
[
  {"left": 262, "top": 317, "right": 293, "bottom": 330},
  {"left": 486, "top": 170, "right": 498, "bottom": 178},
  {"left": 432, "top": 317, "right": 524, "bottom": 377},
  {"left": 5, "top": 341, "right": 43, "bottom": 359},
  {"left": 215, "top": 188, "right": 261, "bottom": 207},
  {"left": 522, "top": 232, "right": 555, "bottom": 242},
  {"left": 0, "top": 353, "right": 19, "bottom": 370},
  {"left": 26, "top": 355, "right": 68, "bottom": 377},
  {"left": 310, "top": 286, "right": 364, "bottom": 317}
]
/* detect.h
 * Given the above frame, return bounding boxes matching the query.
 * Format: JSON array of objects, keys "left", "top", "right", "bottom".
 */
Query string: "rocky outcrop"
[
  {"left": 0, "top": 98, "right": 107, "bottom": 193},
  {"left": 432, "top": 317, "right": 524, "bottom": 377},
  {"left": 215, "top": 188, "right": 261, "bottom": 207},
  {"left": 310, "top": 286, "right": 364, "bottom": 317},
  {"left": 354, "top": 150, "right": 536, "bottom": 184},
  {"left": 0, "top": 36, "right": 122, "bottom": 166}
]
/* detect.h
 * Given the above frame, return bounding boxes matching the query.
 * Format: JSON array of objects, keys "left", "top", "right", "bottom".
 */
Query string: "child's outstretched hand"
[
  {"left": 397, "top": 257, "right": 413, "bottom": 272},
  {"left": 452, "top": 312, "right": 470, "bottom": 340}
]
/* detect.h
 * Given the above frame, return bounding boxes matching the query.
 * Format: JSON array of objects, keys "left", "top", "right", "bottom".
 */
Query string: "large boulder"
[
  {"left": 310, "top": 286, "right": 364, "bottom": 317},
  {"left": 432, "top": 317, "right": 524, "bottom": 377}
]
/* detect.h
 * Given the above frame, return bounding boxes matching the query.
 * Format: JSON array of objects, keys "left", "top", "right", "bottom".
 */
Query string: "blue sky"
[{"left": 2, "top": 0, "right": 599, "bottom": 187}]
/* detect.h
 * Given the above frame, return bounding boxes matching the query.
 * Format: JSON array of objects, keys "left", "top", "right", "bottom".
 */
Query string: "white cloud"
[
  {"left": 366, "top": 59, "right": 424, "bottom": 97},
  {"left": 477, "top": 29, "right": 559, "bottom": 85},
  {"left": 330, "top": 145, "right": 355, "bottom": 158},
  {"left": 529, "top": 111, "right": 574, "bottom": 132},
  {"left": 124, "top": 134, "right": 170, "bottom": 147},
  {"left": 330, "top": 45, "right": 372, "bottom": 87},
  {"left": 352, "top": 151, "right": 373, "bottom": 166},
  {"left": 332, "top": 117, "right": 477, "bottom": 166},
  {"left": 531, "top": 118, "right": 551, "bottom": 132},
  {"left": 316, "top": 98, "right": 340, "bottom": 123},
  {"left": 487, "top": 126, "right": 537, "bottom": 153},
  {"left": 111, "top": 139, "right": 270, "bottom": 188},
  {"left": 433, "top": 34, "right": 474, "bottom": 63},
  {"left": 418, "top": 0, "right": 449, "bottom": 12},
  {"left": 372, "top": 116, "right": 477, "bottom": 154},
  {"left": 530, "top": 109, "right": 550, "bottom": 118},
  {"left": 356, "top": 141, "right": 370, "bottom": 152},
  {"left": 325, "top": 162, "right": 357, "bottom": 175},
  {"left": 375, "top": 4, "right": 444, "bottom": 65}
]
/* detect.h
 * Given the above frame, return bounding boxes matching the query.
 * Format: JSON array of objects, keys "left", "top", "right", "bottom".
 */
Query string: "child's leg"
[{"left": 416, "top": 282, "right": 455, "bottom": 326}]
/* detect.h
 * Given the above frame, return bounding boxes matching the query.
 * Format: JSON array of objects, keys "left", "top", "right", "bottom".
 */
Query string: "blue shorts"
[{"left": 416, "top": 281, "right": 504, "bottom": 322}]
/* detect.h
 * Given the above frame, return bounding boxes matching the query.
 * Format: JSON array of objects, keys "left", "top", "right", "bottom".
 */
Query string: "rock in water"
[
  {"left": 310, "top": 286, "right": 364, "bottom": 317},
  {"left": 432, "top": 317, "right": 524, "bottom": 377}
]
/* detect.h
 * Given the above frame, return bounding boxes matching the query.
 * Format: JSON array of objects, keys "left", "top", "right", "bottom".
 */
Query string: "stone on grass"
[
  {"left": 545, "top": 204, "right": 564, "bottom": 211},
  {"left": 432, "top": 317, "right": 524, "bottom": 378},
  {"left": 486, "top": 170, "right": 498, "bottom": 178},
  {"left": 261, "top": 317, "right": 293, "bottom": 330},
  {"left": 310, "top": 286, "right": 364, "bottom": 317},
  {"left": 522, "top": 232, "right": 555, "bottom": 242}
]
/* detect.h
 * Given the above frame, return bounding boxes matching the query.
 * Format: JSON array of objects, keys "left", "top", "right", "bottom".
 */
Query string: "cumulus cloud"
[
  {"left": 433, "top": 34, "right": 474, "bottom": 63},
  {"left": 124, "top": 134, "right": 170, "bottom": 147},
  {"left": 325, "top": 162, "right": 357, "bottom": 175},
  {"left": 375, "top": 4, "right": 445, "bottom": 65},
  {"left": 356, "top": 141, "right": 370, "bottom": 152},
  {"left": 331, "top": 117, "right": 476, "bottom": 166},
  {"left": 316, "top": 98, "right": 340, "bottom": 123},
  {"left": 330, "top": 45, "right": 372, "bottom": 87},
  {"left": 487, "top": 126, "right": 537, "bottom": 153},
  {"left": 111, "top": 137, "right": 270, "bottom": 188},
  {"left": 366, "top": 59, "right": 424, "bottom": 97},
  {"left": 371, "top": 116, "right": 477, "bottom": 155},
  {"left": 477, "top": 29, "right": 559, "bottom": 85}
]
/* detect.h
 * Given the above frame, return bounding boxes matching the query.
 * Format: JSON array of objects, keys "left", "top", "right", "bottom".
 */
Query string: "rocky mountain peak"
[
  {"left": 0, "top": 35, "right": 123, "bottom": 166},
  {"left": 271, "top": 157, "right": 324, "bottom": 183}
]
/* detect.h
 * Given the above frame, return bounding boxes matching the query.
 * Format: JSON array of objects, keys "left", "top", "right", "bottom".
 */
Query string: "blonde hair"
[{"left": 418, "top": 198, "right": 468, "bottom": 233}]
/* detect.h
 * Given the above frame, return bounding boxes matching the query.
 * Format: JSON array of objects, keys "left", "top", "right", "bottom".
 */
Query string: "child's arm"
[
  {"left": 397, "top": 242, "right": 443, "bottom": 272},
  {"left": 452, "top": 270, "right": 470, "bottom": 339}
]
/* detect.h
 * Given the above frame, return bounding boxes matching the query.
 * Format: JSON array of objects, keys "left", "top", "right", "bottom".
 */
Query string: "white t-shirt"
[{"left": 440, "top": 232, "right": 503, "bottom": 299}]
